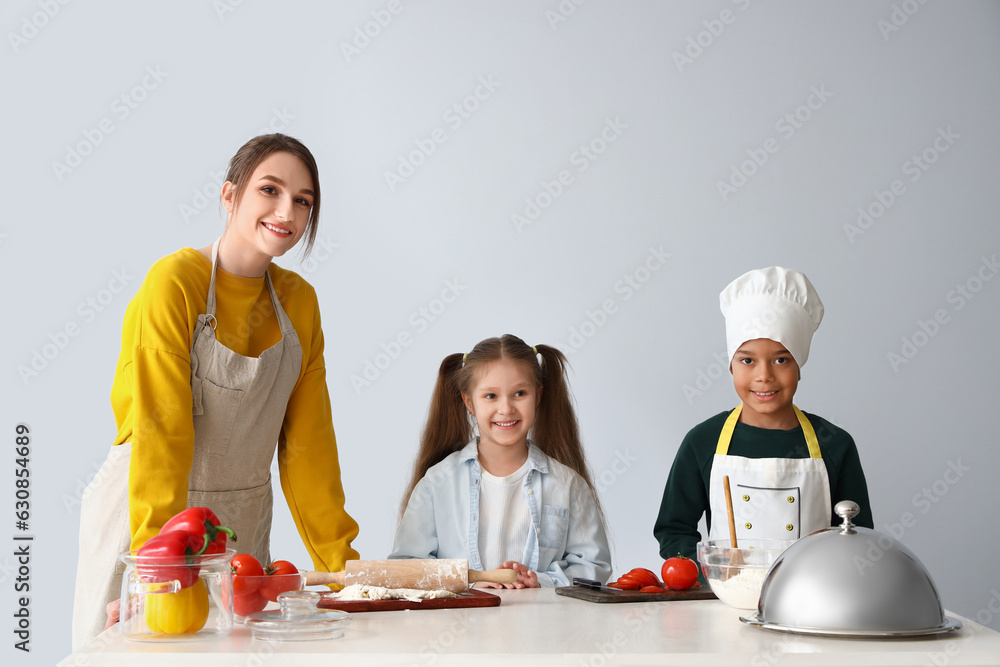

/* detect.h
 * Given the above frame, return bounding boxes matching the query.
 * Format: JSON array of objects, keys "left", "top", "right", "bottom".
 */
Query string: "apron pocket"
[{"left": 193, "top": 379, "right": 244, "bottom": 456}]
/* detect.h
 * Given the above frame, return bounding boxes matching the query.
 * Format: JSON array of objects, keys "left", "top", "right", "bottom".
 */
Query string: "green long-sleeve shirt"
[{"left": 654, "top": 410, "right": 874, "bottom": 562}]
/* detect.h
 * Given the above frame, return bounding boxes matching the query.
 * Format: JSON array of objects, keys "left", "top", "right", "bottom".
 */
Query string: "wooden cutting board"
[
  {"left": 317, "top": 588, "right": 500, "bottom": 613},
  {"left": 555, "top": 584, "right": 716, "bottom": 604}
]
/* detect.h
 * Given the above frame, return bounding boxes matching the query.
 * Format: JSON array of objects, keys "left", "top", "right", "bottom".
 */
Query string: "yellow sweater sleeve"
[
  {"left": 116, "top": 253, "right": 204, "bottom": 550},
  {"left": 277, "top": 280, "right": 361, "bottom": 570}
]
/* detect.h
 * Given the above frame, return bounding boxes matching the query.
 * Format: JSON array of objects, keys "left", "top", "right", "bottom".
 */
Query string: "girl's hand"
[
  {"left": 105, "top": 598, "right": 121, "bottom": 629},
  {"left": 498, "top": 561, "right": 539, "bottom": 589}
]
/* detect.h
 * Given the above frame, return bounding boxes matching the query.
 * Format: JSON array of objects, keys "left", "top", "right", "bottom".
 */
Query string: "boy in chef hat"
[{"left": 654, "top": 267, "right": 873, "bottom": 563}]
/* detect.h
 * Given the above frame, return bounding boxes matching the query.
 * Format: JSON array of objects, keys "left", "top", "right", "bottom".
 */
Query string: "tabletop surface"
[{"left": 60, "top": 588, "right": 1000, "bottom": 667}]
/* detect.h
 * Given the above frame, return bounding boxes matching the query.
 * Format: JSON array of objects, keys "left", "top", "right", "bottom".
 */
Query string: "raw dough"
[{"left": 336, "top": 584, "right": 458, "bottom": 603}]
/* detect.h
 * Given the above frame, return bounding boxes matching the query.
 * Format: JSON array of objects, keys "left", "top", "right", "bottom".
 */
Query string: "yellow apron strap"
[
  {"left": 715, "top": 405, "right": 743, "bottom": 455},
  {"left": 793, "top": 406, "right": 822, "bottom": 459},
  {"left": 716, "top": 404, "right": 822, "bottom": 458}
]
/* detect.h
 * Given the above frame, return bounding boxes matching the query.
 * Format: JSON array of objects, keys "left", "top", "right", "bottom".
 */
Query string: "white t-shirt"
[{"left": 477, "top": 458, "right": 532, "bottom": 571}]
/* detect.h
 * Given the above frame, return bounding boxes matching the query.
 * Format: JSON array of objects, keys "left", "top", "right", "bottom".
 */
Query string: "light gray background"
[{"left": 2, "top": 1, "right": 999, "bottom": 664}]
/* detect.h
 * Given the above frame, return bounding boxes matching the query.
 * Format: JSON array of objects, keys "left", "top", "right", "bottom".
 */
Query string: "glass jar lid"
[{"left": 245, "top": 590, "right": 350, "bottom": 641}]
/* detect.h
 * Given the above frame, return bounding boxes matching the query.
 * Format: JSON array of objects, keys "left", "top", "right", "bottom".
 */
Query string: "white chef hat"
[{"left": 719, "top": 266, "right": 824, "bottom": 368}]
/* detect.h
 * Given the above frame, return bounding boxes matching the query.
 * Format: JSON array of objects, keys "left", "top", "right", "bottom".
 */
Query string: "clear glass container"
[
  {"left": 245, "top": 590, "right": 350, "bottom": 641},
  {"left": 118, "top": 548, "right": 235, "bottom": 642},
  {"left": 697, "top": 538, "right": 795, "bottom": 610}
]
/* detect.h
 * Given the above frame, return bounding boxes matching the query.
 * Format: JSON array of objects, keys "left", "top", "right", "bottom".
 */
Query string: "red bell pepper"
[
  {"left": 136, "top": 530, "right": 208, "bottom": 588},
  {"left": 161, "top": 507, "right": 237, "bottom": 555}
]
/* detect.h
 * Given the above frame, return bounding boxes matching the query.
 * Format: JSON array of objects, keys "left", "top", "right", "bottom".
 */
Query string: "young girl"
[
  {"left": 72, "top": 134, "right": 359, "bottom": 649},
  {"left": 390, "top": 334, "right": 612, "bottom": 588},
  {"left": 654, "top": 267, "right": 873, "bottom": 562}
]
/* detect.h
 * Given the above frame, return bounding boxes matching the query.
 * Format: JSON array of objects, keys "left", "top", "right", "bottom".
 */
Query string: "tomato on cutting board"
[
  {"left": 610, "top": 567, "right": 663, "bottom": 590},
  {"left": 661, "top": 555, "right": 699, "bottom": 591}
]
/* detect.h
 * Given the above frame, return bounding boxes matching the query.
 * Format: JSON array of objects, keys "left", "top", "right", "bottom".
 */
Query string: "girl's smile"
[{"left": 462, "top": 358, "right": 541, "bottom": 474}]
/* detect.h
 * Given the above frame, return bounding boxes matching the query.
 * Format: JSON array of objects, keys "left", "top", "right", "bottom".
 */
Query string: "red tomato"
[
  {"left": 625, "top": 568, "right": 660, "bottom": 588},
  {"left": 613, "top": 574, "right": 643, "bottom": 589},
  {"left": 661, "top": 556, "right": 699, "bottom": 591},
  {"left": 233, "top": 591, "right": 267, "bottom": 616},
  {"left": 260, "top": 560, "right": 300, "bottom": 602},
  {"left": 230, "top": 553, "right": 264, "bottom": 596},
  {"left": 639, "top": 585, "right": 665, "bottom": 594}
]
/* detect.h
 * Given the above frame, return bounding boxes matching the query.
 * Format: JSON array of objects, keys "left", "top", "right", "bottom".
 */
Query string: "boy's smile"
[{"left": 731, "top": 338, "right": 800, "bottom": 429}]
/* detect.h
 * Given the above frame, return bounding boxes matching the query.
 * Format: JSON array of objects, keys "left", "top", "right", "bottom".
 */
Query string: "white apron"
[
  {"left": 707, "top": 404, "right": 831, "bottom": 543},
  {"left": 72, "top": 241, "right": 302, "bottom": 650}
]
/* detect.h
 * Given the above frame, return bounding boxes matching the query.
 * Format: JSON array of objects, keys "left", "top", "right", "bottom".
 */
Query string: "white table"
[{"left": 60, "top": 588, "right": 1000, "bottom": 666}]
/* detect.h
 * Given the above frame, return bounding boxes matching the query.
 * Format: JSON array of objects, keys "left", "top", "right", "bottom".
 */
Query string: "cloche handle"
[{"left": 835, "top": 500, "right": 860, "bottom": 534}]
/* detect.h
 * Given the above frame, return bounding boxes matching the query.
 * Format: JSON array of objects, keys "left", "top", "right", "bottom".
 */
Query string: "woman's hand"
[{"left": 105, "top": 598, "right": 121, "bottom": 629}]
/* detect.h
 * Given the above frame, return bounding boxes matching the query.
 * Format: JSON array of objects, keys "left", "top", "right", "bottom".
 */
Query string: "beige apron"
[
  {"left": 708, "top": 404, "right": 831, "bottom": 542},
  {"left": 72, "top": 240, "right": 302, "bottom": 650}
]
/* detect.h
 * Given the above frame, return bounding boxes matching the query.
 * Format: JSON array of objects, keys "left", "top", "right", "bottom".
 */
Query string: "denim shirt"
[{"left": 389, "top": 440, "right": 612, "bottom": 587}]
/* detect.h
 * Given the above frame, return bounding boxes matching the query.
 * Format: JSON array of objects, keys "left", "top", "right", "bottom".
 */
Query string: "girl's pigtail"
[
  {"left": 399, "top": 353, "right": 470, "bottom": 516},
  {"left": 532, "top": 345, "right": 599, "bottom": 500}
]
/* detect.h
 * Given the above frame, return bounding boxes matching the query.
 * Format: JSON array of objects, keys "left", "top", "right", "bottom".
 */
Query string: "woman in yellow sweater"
[{"left": 71, "top": 134, "right": 360, "bottom": 649}]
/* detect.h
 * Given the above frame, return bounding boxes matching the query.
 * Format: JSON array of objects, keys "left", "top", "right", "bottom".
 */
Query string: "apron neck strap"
[
  {"left": 206, "top": 238, "right": 295, "bottom": 335},
  {"left": 206, "top": 238, "right": 221, "bottom": 317},
  {"left": 716, "top": 404, "right": 821, "bottom": 458}
]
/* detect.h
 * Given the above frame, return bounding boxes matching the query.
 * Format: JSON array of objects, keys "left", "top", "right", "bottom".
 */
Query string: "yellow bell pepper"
[{"left": 144, "top": 578, "right": 210, "bottom": 634}]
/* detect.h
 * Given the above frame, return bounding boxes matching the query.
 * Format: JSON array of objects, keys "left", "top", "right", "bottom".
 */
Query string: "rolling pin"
[{"left": 305, "top": 559, "right": 518, "bottom": 592}]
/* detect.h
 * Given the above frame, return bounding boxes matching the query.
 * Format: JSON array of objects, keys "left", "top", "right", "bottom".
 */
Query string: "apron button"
[
  {"left": 744, "top": 522, "right": 752, "bottom": 530},
  {"left": 742, "top": 494, "right": 750, "bottom": 502},
  {"left": 787, "top": 496, "right": 795, "bottom": 503},
  {"left": 785, "top": 524, "right": 794, "bottom": 531}
]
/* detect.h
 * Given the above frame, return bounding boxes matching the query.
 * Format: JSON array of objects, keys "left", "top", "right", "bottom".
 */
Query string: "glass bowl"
[
  {"left": 696, "top": 539, "right": 794, "bottom": 610},
  {"left": 231, "top": 572, "right": 307, "bottom": 620}
]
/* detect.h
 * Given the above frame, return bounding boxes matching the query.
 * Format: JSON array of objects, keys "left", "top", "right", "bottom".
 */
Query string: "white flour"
[
  {"left": 710, "top": 568, "right": 768, "bottom": 609},
  {"left": 336, "top": 584, "right": 457, "bottom": 603}
]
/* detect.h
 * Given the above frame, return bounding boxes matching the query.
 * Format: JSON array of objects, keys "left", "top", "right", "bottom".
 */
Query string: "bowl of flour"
[{"left": 697, "top": 539, "right": 794, "bottom": 610}]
